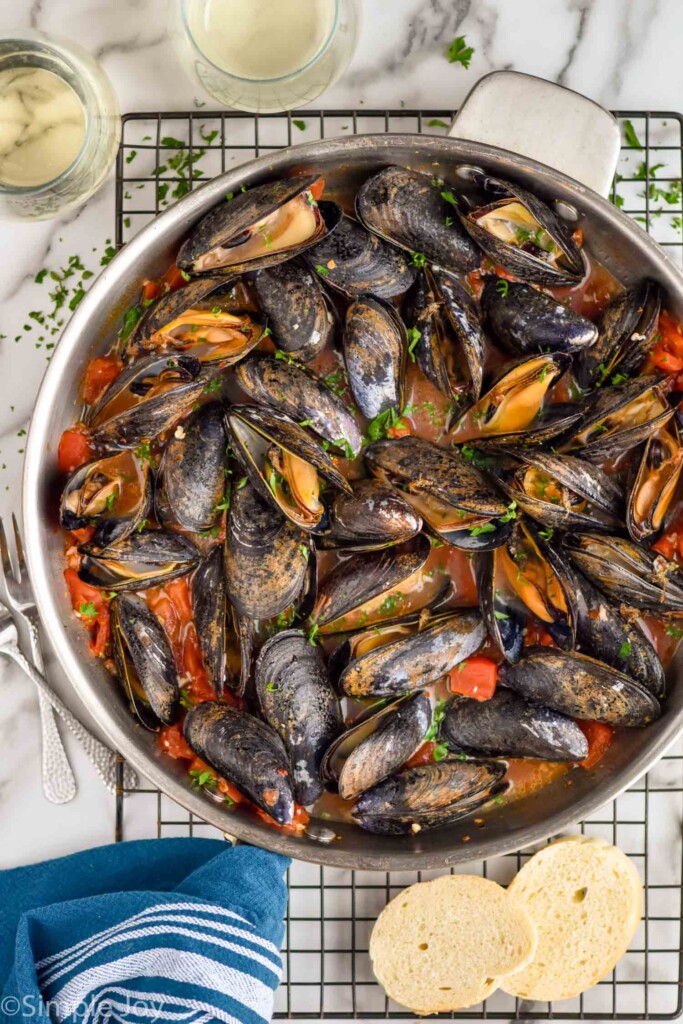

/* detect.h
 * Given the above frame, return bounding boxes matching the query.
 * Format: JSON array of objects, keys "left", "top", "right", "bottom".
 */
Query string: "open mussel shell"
[
  {"left": 78, "top": 530, "right": 200, "bottom": 591},
  {"left": 321, "top": 693, "right": 431, "bottom": 802},
  {"left": 501, "top": 449, "right": 624, "bottom": 533},
  {"left": 310, "top": 534, "right": 433, "bottom": 634},
  {"left": 476, "top": 550, "right": 525, "bottom": 663},
  {"left": 60, "top": 450, "right": 151, "bottom": 548},
  {"left": 428, "top": 266, "right": 486, "bottom": 401},
  {"left": 500, "top": 646, "right": 661, "bottom": 726},
  {"left": 481, "top": 277, "right": 598, "bottom": 355},
  {"left": 111, "top": 593, "right": 179, "bottom": 730},
  {"left": 184, "top": 700, "right": 295, "bottom": 824},
  {"left": 563, "top": 531, "right": 683, "bottom": 613},
  {"left": 236, "top": 354, "right": 362, "bottom": 457},
  {"left": 306, "top": 209, "right": 417, "bottom": 298},
  {"left": 470, "top": 403, "right": 584, "bottom": 450},
  {"left": 576, "top": 279, "right": 662, "bottom": 388},
  {"left": 566, "top": 561, "right": 666, "bottom": 698},
  {"left": 355, "top": 165, "right": 480, "bottom": 274},
  {"left": 156, "top": 401, "right": 228, "bottom": 533},
  {"left": 627, "top": 420, "right": 683, "bottom": 543},
  {"left": 317, "top": 479, "right": 422, "bottom": 551},
  {"left": 351, "top": 758, "right": 507, "bottom": 835},
  {"left": 250, "top": 257, "right": 334, "bottom": 361},
  {"left": 564, "top": 376, "right": 674, "bottom": 463},
  {"left": 255, "top": 630, "right": 342, "bottom": 805},
  {"left": 365, "top": 435, "right": 510, "bottom": 549},
  {"left": 343, "top": 295, "right": 406, "bottom": 420},
  {"left": 441, "top": 689, "right": 589, "bottom": 761},
  {"left": 224, "top": 480, "right": 309, "bottom": 620},
  {"left": 457, "top": 172, "right": 584, "bottom": 286},
  {"left": 339, "top": 609, "right": 486, "bottom": 698},
  {"left": 192, "top": 547, "right": 228, "bottom": 697},
  {"left": 88, "top": 354, "right": 205, "bottom": 450},
  {"left": 225, "top": 403, "right": 351, "bottom": 531},
  {"left": 177, "top": 175, "right": 341, "bottom": 276}
]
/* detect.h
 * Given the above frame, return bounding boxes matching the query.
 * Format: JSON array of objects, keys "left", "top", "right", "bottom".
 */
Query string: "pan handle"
[{"left": 448, "top": 71, "right": 620, "bottom": 198}]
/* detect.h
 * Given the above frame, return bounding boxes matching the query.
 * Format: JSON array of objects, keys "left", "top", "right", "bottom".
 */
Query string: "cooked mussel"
[
  {"left": 250, "top": 257, "right": 334, "bottom": 361},
  {"left": 255, "top": 630, "right": 342, "bottom": 805},
  {"left": 627, "top": 420, "right": 683, "bottom": 542},
  {"left": 440, "top": 689, "right": 589, "bottom": 761},
  {"left": 60, "top": 450, "right": 151, "bottom": 548},
  {"left": 89, "top": 354, "right": 205, "bottom": 450},
  {"left": 351, "top": 758, "right": 507, "bottom": 835},
  {"left": 111, "top": 593, "right": 179, "bottom": 730},
  {"left": 564, "top": 532, "right": 683, "bottom": 613},
  {"left": 192, "top": 547, "right": 228, "bottom": 697},
  {"left": 481, "top": 277, "right": 598, "bottom": 355},
  {"left": 78, "top": 530, "right": 200, "bottom": 591},
  {"left": 156, "top": 401, "right": 228, "bottom": 533},
  {"left": 576, "top": 279, "right": 662, "bottom": 388},
  {"left": 426, "top": 266, "right": 486, "bottom": 401},
  {"left": 500, "top": 646, "right": 661, "bottom": 726},
  {"left": 184, "top": 700, "right": 294, "bottom": 824},
  {"left": 365, "top": 435, "right": 511, "bottom": 550},
  {"left": 405, "top": 270, "right": 469, "bottom": 402},
  {"left": 321, "top": 693, "right": 431, "bottom": 801},
  {"left": 225, "top": 403, "right": 351, "bottom": 531},
  {"left": 339, "top": 609, "right": 486, "bottom": 697},
  {"left": 224, "top": 480, "right": 309, "bottom": 620},
  {"left": 564, "top": 376, "right": 673, "bottom": 463},
  {"left": 457, "top": 172, "right": 584, "bottom": 285},
  {"left": 317, "top": 479, "right": 422, "bottom": 551},
  {"left": 343, "top": 295, "right": 406, "bottom": 420},
  {"left": 177, "top": 175, "right": 341, "bottom": 276},
  {"left": 355, "top": 165, "right": 480, "bottom": 274},
  {"left": 236, "top": 354, "right": 362, "bottom": 457},
  {"left": 306, "top": 209, "right": 416, "bottom": 298}
]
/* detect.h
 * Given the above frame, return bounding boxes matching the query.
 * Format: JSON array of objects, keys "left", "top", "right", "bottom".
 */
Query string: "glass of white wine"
[
  {"left": 0, "top": 30, "right": 120, "bottom": 220},
  {"left": 172, "top": 0, "right": 361, "bottom": 114}
]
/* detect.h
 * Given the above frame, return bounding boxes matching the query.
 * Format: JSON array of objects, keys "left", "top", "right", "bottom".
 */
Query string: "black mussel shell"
[
  {"left": 627, "top": 420, "right": 683, "bottom": 543},
  {"left": 441, "top": 689, "right": 589, "bottom": 761},
  {"left": 405, "top": 270, "right": 469, "bottom": 402},
  {"left": 500, "top": 646, "right": 661, "bottom": 726},
  {"left": 306, "top": 209, "right": 417, "bottom": 299},
  {"left": 184, "top": 701, "right": 295, "bottom": 824},
  {"left": 458, "top": 173, "right": 584, "bottom": 286},
  {"left": 156, "top": 401, "right": 228, "bottom": 533},
  {"left": 177, "top": 175, "right": 341, "bottom": 276},
  {"left": 192, "top": 547, "right": 228, "bottom": 697},
  {"left": 356, "top": 165, "right": 480, "bottom": 274},
  {"left": 60, "top": 450, "right": 151, "bottom": 548},
  {"left": 481, "top": 277, "right": 598, "bottom": 355},
  {"left": 318, "top": 479, "right": 422, "bottom": 551},
  {"left": 471, "top": 403, "right": 584, "bottom": 450},
  {"left": 429, "top": 266, "right": 486, "bottom": 401},
  {"left": 476, "top": 550, "right": 525, "bottom": 663},
  {"left": 564, "top": 376, "right": 673, "bottom": 463},
  {"left": 321, "top": 693, "right": 432, "bottom": 801},
  {"left": 576, "top": 279, "right": 662, "bottom": 388},
  {"left": 255, "top": 630, "right": 342, "bottom": 805},
  {"left": 236, "top": 354, "right": 362, "bottom": 457},
  {"left": 343, "top": 295, "right": 406, "bottom": 420},
  {"left": 351, "top": 758, "right": 507, "bottom": 835},
  {"left": 112, "top": 593, "right": 179, "bottom": 729},
  {"left": 339, "top": 609, "right": 486, "bottom": 698},
  {"left": 78, "top": 530, "right": 200, "bottom": 591},
  {"left": 250, "top": 257, "right": 334, "bottom": 361}
]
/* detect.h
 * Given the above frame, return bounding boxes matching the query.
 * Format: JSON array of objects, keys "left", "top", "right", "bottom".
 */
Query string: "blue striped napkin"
[{"left": 0, "top": 838, "right": 289, "bottom": 1024}]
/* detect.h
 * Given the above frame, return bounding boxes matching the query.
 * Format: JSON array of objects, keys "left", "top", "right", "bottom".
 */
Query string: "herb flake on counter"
[
  {"left": 292, "top": 119, "right": 306, "bottom": 131},
  {"left": 447, "top": 35, "right": 474, "bottom": 69},
  {"left": 427, "top": 118, "right": 449, "bottom": 129},
  {"left": 623, "top": 120, "right": 643, "bottom": 150}
]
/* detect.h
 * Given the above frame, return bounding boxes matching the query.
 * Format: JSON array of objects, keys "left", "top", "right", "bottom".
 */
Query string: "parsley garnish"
[
  {"left": 498, "top": 500, "right": 518, "bottom": 524},
  {"left": 427, "top": 118, "right": 449, "bottom": 129},
  {"left": 410, "top": 251, "right": 427, "bottom": 267},
  {"left": 307, "top": 623, "right": 320, "bottom": 646},
  {"left": 119, "top": 304, "right": 143, "bottom": 340},
  {"left": 136, "top": 519, "right": 148, "bottom": 533},
  {"left": 494, "top": 610, "right": 509, "bottom": 620},
  {"left": 424, "top": 699, "right": 449, "bottom": 742},
  {"left": 407, "top": 326, "right": 422, "bottom": 361},
  {"left": 265, "top": 680, "right": 280, "bottom": 692},
  {"left": 469, "top": 522, "right": 496, "bottom": 536},
  {"left": 623, "top": 119, "right": 643, "bottom": 150},
  {"left": 496, "top": 279, "right": 509, "bottom": 298},
  {"left": 539, "top": 527, "right": 554, "bottom": 541},
  {"left": 432, "top": 743, "right": 449, "bottom": 762},
  {"left": 619, "top": 640, "right": 632, "bottom": 659},
  {"left": 366, "top": 407, "right": 404, "bottom": 441},
  {"left": 447, "top": 35, "right": 475, "bottom": 68},
  {"left": 78, "top": 602, "right": 97, "bottom": 618},
  {"left": 292, "top": 119, "right": 306, "bottom": 131},
  {"left": 440, "top": 190, "right": 458, "bottom": 208},
  {"left": 135, "top": 441, "right": 154, "bottom": 464},
  {"left": 203, "top": 377, "right": 222, "bottom": 393},
  {"left": 189, "top": 768, "right": 216, "bottom": 790},
  {"left": 314, "top": 263, "right": 330, "bottom": 277}
]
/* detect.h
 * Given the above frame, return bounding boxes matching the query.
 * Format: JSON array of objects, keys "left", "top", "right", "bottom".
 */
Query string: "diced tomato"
[
  {"left": 576, "top": 720, "right": 614, "bottom": 770},
  {"left": 309, "top": 177, "right": 325, "bottom": 201},
  {"left": 652, "top": 533, "right": 677, "bottom": 561},
  {"left": 572, "top": 227, "right": 584, "bottom": 247},
  {"left": 64, "top": 568, "right": 111, "bottom": 657},
  {"left": 647, "top": 311, "right": 683, "bottom": 374},
  {"left": 67, "top": 526, "right": 96, "bottom": 546},
  {"left": 449, "top": 656, "right": 498, "bottom": 701},
  {"left": 160, "top": 722, "right": 194, "bottom": 760},
  {"left": 387, "top": 419, "right": 411, "bottom": 439},
  {"left": 161, "top": 263, "right": 187, "bottom": 292},
  {"left": 405, "top": 741, "right": 437, "bottom": 767},
  {"left": 81, "top": 355, "right": 123, "bottom": 406},
  {"left": 147, "top": 579, "right": 214, "bottom": 698},
  {"left": 523, "top": 622, "right": 556, "bottom": 647},
  {"left": 142, "top": 279, "right": 160, "bottom": 303},
  {"left": 57, "top": 425, "right": 95, "bottom": 474},
  {"left": 256, "top": 803, "right": 309, "bottom": 833}
]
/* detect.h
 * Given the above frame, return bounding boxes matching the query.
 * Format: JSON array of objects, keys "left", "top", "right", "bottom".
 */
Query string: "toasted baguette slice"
[
  {"left": 370, "top": 874, "right": 537, "bottom": 1015},
  {"left": 502, "top": 835, "right": 643, "bottom": 1002}
]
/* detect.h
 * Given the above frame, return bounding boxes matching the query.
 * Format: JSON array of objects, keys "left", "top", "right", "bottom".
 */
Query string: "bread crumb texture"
[
  {"left": 502, "top": 835, "right": 643, "bottom": 1002},
  {"left": 369, "top": 874, "right": 537, "bottom": 1015}
]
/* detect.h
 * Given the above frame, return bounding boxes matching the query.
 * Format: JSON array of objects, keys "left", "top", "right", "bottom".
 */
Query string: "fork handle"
[{"left": 1, "top": 640, "right": 138, "bottom": 794}]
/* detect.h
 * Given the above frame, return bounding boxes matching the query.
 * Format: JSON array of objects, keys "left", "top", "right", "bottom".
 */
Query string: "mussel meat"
[
  {"left": 564, "top": 376, "right": 673, "bottom": 463},
  {"left": 156, "top": 401, "right": 228, "bottom": 533},
  {"left": 78, "top": 530, "right": 200, "bottom": 591},
  {"left": 576, "top": 279, "right": 662, "bottom": 388},
  {"left": 343, "top": 295, "right": 406, "bottom": 420},
  {"left": 250, "top": 257, "right": 334, "bottom": 361},
  {"left": 111, "top": 593, "right": 179, "bottom": 730},
  {"left": 627, "top": 420, "right": 683, "bottom": 542},
  {"left": 481, "top": 277, "right": 598, "bottom": 355},
  {"left": 60, "top": 450, "right": 151, "bottom": 548},
  {"left": 318, "top": 479, "right": 422, "bottom": 551}
]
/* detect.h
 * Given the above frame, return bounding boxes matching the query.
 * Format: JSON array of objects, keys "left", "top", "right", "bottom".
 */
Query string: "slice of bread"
[
  {"left": 369, "top": 874, "right": 537, "bottom": 1015},
  {"left": 502, "top": 834, "right": 643, "bottom": 1002}
]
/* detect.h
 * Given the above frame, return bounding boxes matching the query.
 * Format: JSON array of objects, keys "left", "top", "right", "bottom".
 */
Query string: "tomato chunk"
[
  {"left": 81, "top": 355, "right": 123, "bottom": 406},
  {"left": 652, "top": 533, "right": 677, "bottom": 561},
  {"left": 405, "top": 741, "right": 437, "bottom": 767},
  {"left": 449, "top": 656, "right": 499, "bottom": 701},
  {"left": 160, "top": 722, "right": 194, "bottom": 760},
  {"left": 648, "top": 311, "right": 683, "bottom": 373},
  {"left": 142, "top": 279, "right": 160, "bottom": 303},
  {"left": 161, "top": 263, "right": 187, "bottom": 292},
  {"left": 256, "top": 803, "right": 309, "bottom": 833},
  {"left": 64, "top": 568, "right": 111, "bottom": 657},
  {"left": 576, "top": 720, "right": 614, "bottom": 770},
  {"left": 387, "top": 420, "right": 411, "bottom": 439},
  {"left": 58, "top": 425, "right": 95, "bottom": 474}
]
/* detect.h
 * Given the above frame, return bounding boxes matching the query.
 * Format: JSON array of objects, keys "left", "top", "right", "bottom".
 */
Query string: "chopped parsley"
[
  {"left": 179, "top": 686, "right": 193, "bottom": 710},
  {"left": 539, "top": 527, "right": 554, "bottom": 541},
  {"left": 410, "top": 251, "right": 427, "bottom": 267},
  {"left": 440, "top": 190, "right": 458, "bottom": 208},
  {"left": 314, "top": 263, "right": 330, "bottom": 277},
  {"left": 78, "top": 603, "right": 97, "bottom": 618},
  {"left": 189, "top": 768, "right": 216, "bottom": 790},
  {"left": 265, "top": 680, "right": 280, "bottom": 692},
  {"left": 134, "top": 441, "right": 154, "bottom": 464},
  {"left": 493, "top": 610, "right": 509, "bottom": 620},
  {"left": 432, "top": 743, "right": 449, "bottom": 762},
  {"left": 203, "top": 377, "right": 223, "bottom": 393},
  {"left": 424, "top": 699, "right": 449, "bottom": 741},
  {"left": 119, "top": 304, "right": 143, "bottom": 340},
  {"left": 469, "top": 522, "right": 496, "bottom": 536},
  {"left": 496, "top": 279, "right": 509, "bottom": 298},
  {"left": 407, "top": 326, "right": 422, "bottom": 361},
  {"left": 427, "top": 118, "right": 449, "bottom": 129},
  {"left": 447, "top": 35, "right": 475, "bottom": 68},
  {"left": 292, "top": 119, "right": 306, "bottom": 131},
  {"left": 365, "top": 407, "right": 405, "bottom": 441},
  {"left": 307, "top": 622, "right": 320, "bottom": 646},
  {"left": 619, "top": 640, "right": 632, "bottom": 659},
  {"left": 324, "top": 368, "right": 347, "bottom": 397},
  {"left": 499, "top": 500, "right": 518, "bottom": 524},
  {"left": 623, "top": 119, "right": 643, "bottom": 150}
]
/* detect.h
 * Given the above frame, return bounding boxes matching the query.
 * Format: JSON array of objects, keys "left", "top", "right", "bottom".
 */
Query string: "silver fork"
[{"left": 0, "top": 515, "right": 137, "bottom": 795}]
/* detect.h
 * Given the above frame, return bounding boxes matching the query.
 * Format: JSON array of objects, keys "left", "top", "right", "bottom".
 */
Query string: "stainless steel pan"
[{"left": 23, "top": 73, "right": 683, "bottom": 869}]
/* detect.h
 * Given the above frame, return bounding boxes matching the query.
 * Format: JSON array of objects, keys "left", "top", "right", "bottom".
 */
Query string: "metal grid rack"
[{"left": 114, "top": 109, "right": 683, "bottom": 1020}]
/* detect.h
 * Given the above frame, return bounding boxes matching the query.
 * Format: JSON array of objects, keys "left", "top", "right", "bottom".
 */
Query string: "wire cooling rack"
[{"left": 114, "top": 109, "right": 683, "bottom": 1020}]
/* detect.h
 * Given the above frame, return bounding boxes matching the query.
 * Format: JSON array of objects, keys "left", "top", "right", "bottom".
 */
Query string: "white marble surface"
[{"left": 0, "top": 1, "right": 682, "bottom": 1017}]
